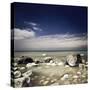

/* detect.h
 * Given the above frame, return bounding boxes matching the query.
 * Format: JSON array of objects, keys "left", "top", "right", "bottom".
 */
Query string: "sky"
[{"left": 11, "top": 2, "right": 87, "bottom": 51}]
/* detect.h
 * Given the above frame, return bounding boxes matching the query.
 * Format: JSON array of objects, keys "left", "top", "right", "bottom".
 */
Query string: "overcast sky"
[{"left": 12, "top": 2, "right": 87, "bottom": 51}]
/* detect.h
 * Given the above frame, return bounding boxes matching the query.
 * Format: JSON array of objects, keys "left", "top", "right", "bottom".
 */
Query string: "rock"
[
  {"left": 22, "top": 70, "right": 32, "bottom": 77},
  {"left": 42, "top": 53, "right": 47, "bottom": 57},
  {"left": 40, "top": 79, "right": 44, "bottom": 83},
  {"left": 80, "top": 54, "right": 84, "bottom": 56},
  {"left": 18, "top": 67, "right": 25, "bottom": 71},
  {"left": 61, "top": 74, "right": 69, "bottom": 81},
  {"left": 79, "top": 64, "right": 84, "bottom": 70},
  {"left": 77, "top": 71, "right": 81, "bottom": 75},
  {"left": 65, "top": 65, "right": 70, "bottom": 68},
  {"left": 18, "top": 57, "right": 34, "bottom": 65},
  {"left": 76, "top": 54, "right": 82, "bottom": 64},
  {"left": 14, "top": 70, "right": 21, "bottom": 78},
  {"left": 51, "top": 79, "right": 57, "bottom": 83},
  {"left": 66, "top": 55, "right": 77, "bottom": 66},
  {"left": 57, "top": 62, "right": 64, "bottom": 66},
  {"left": 73, "top": 75, "right": 79, "bottom": 79},
  {"left": 66, "top": 54, "right": 82, "bottom": 67},
  {"left": 44, "top": 57, "right": 53, "bottom": 63},
  {"left": 14, "top": 77, "right": 25, "bottom": 87},
  {"left": 43, "top": 81, "right": 49, "bottom": 85},
  {"left": 26, "top": 63, "right": 36, "bottom": 69}
]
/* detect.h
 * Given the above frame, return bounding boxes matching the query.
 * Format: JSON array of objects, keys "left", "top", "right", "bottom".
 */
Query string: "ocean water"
[{"left": 14, "top": 50, "right": 87, "bottom": 59}]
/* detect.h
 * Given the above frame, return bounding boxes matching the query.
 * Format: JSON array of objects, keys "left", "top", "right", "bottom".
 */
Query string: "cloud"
[
  {"left": 14, "top": 28, "right": 35, "bottom": 40},
  {"left": 24, "top": 21, "right": 37, "bottom": 26},
  {"left": 14, "top": 33, "right": 87, "bottom": 51},
  {"left": 32, "top": 27, "right": 42, "bottom": 31}
]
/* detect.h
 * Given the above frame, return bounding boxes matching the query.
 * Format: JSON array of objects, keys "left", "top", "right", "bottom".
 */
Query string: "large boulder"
[
  {"left": 18, "top": 56, "right": 34, "bottom": 65},
  {"left": 66, "top": 54, "right": 82, "bottom": 67}
]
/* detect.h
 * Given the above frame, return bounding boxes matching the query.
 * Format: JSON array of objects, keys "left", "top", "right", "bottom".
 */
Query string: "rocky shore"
[{"left": 11, "top": 53, "right": 88, "bottom": 88}]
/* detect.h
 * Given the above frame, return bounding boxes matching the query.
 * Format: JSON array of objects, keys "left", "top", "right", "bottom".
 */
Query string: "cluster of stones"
[{"left": 11, "top": 53, "right": 88, "bottom": 87}]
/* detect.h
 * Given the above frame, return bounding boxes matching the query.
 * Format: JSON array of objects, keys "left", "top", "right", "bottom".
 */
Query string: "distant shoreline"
[{"left": 14, "top": 50, "right": 87, "bottom": 52}]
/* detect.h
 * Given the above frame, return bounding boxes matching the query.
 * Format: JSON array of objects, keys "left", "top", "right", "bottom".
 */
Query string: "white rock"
[
  {"left": 44, "top": 57, "right": 52, "bottom": 61},
  {"left": 42, "top": 53, "right": 47, "bottom": 57},
  {"left": 77, "top": 71, "right": 81, "bottom": 75},
  {"left": 43, "top": 81, "right": 49, "bottom": 85},
  {"left": 26, "top": 63, "right": 36, "bottom": 69},
  {"left": 19, "top": 67, "right": 25, "bottom": 70},
  {"left": 58, "top": 62, "right": 64, "bottom": 66},
  {"left": 61, "top": 74, "right": 69, "bottom": 81},
  {"left": 66, "top": 55, "right": 77, "bottom": 66},
  {"left": 51, "top": 63, "right": 56, "bottom": 66},
  {"left": 14, "top": 71, "right": 21, "bottom": 78},
  {"left": 80, "top": 54, "right": 84, "bottom": 56},
  {"left": 22, "top": 70, "right": 32, "bottom": 77},
  {"left": 14, "top": 77, "right": 25, "bottom": 88},
  {"left": 73, "top": 75, "right": 79, "bottom": 79},
  {"left": 65, "top": 65, "right": 70, "bottom": 68}
]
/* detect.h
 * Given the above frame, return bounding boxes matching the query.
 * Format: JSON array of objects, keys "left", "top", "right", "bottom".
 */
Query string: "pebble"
[
  {"left": 22, "top": 70, "right": 32, "bottom": 77},
  {"left": 61, "top": 74, "right": 69, "bottom": 81},
  {"left": 42, "top": 53, "right": 47, "bottom": 57},
  {"left": 77, "top": 71, "right": 81, "bottom": 75},
  {"left": 73, "top": 75, "right": 79, "bottom": 79},
  {"left": 14, "top": 70, "right": 21, "bottom": 78},
  {"left": 51, "top": 79, "right": 57, "bottom": 83},
  {"left": 65, "top": 65, "right": 70, "bottom": 68},
  {"left": 58, "top": 62, "right": 64, "bottom": 66},
  {"left": 40, "top": 79, "right": 44, "bottom": 83},
  {"left": 43, "top": 81, "right": 49, "bottom": 85},
  {"left": 19, "top": 67, "right": 25, "bottom": 70}
]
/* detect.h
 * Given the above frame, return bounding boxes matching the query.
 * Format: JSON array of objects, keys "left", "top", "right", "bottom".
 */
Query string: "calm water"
[{"left": 14, "top": 51, "right": 87, "bottom": 57}]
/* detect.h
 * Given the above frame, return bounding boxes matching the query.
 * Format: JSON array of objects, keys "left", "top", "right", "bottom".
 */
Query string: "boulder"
[
  {"left": 44, "top": 57, "right": 53, "bottom": 63},
  {"left": 18, "top": 57, "right": 34, "bottom": 65},
  {"left": 66, "top": 54, "right": 82, "bottom": 67}
]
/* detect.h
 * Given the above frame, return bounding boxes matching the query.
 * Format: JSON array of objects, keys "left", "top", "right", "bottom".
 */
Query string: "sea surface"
[{"left": 14, "top": 50, "right": 87, "bottom": 59}]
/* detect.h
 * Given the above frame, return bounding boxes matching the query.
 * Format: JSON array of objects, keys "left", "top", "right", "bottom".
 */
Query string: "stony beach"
[{"left": 11, "top": 53, "right": 88, "bottom": 88}]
